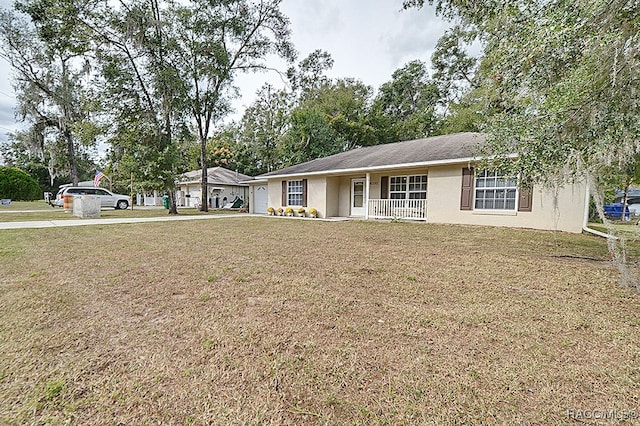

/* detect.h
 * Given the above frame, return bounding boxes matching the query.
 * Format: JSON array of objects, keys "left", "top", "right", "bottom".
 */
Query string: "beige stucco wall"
[
  {"left": 267, "top": 164, "right": 586, "bottom": 232},
  {"left": 268, "top": 177, "right": 329, "bottom": 218},
  {"left": 267, "top": 180, "right": 283, "bottom": 211},
  {"left": 307, "top": 177, "right": 327, "bottom": 217},
  {"left": 426, "top": 164, "right": 586, "bottom": 233},
  {"left": 325, "top": 177, "right": 341, "bottom": 217},
  {"left": 337, "top": 176, "right": 353, "bottom": 217}
]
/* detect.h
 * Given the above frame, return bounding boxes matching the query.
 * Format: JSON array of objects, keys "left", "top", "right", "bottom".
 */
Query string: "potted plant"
[
  {"left": 267, "top": 207, "right": 275, "bottom": 216},
  {"left": 297, "top": 207, "right": 305, "bottom": 217},
  {"left": 276, "top": 207, "right": 283, "bottom": 216},
  {"left": 285, "top": 207, "right": 294, "bottom": 216},
  {"left": 308, "top": 208, "right": 318, "bottom": 218}
]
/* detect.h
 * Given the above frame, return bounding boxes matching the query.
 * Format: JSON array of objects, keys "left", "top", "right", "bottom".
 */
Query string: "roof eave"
[
  {"left": 259, "top": 156, "right": 481, "bottom": 179},
  {"left": 177, "top": 180, "right": 249, "bottom": 187}
]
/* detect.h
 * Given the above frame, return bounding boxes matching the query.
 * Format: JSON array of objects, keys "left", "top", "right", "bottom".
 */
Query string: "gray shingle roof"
[
  {"left": 259, "top": 132, "right": 486, "bottom": 177},
  {"left": 179, "top": 167, "right": 252, "bottom": 185}
]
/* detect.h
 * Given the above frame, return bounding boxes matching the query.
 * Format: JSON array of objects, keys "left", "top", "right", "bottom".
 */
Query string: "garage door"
[{"left": 253, "top": 185, "right": 268, "bottom": 214}]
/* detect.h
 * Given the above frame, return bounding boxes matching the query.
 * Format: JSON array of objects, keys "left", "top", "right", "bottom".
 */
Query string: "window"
[
  {"left": 408, "top": 175, "right": 428, "bottom": 199},
  {"left": 390, "top": 175, "right": 427, "bottom": 199},
  {"left": 474, "top": 170, "right": 517, "bottom": 210},
  {"left": 389, "top": 176, "right": 406, "bottom": 199},
  {"left": 287, "top": 180, "right": 303, "bottom": 206}
]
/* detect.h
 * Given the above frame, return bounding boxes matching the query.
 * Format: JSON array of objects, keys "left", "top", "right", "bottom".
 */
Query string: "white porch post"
[{"left": 365, "top": 172, "right": 370, "bottom": 219}]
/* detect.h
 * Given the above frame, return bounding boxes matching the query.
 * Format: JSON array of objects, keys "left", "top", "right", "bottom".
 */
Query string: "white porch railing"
[{"left": 368, "top": 199, "right": 427, "bottom": 220}]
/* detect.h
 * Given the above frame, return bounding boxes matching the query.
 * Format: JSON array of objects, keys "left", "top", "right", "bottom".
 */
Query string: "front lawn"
[{"left": 1, "top": 218, "right": 638, "bottom": 424}]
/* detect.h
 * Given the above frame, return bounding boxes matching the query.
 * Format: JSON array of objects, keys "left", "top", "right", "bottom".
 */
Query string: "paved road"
[{"left": 0, "top": 213, "right": 253, "bottom": 230}]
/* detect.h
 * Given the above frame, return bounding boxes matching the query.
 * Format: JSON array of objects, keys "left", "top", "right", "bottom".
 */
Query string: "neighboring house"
[
  {"left": 249, "top": 132, "right": 587, "bottom": 233},
  {"left": 614, "top": 189, "right": 640, "bottom": 217},
  {"left": 175, "top": 167, "right": 251, "bottom": 208}
]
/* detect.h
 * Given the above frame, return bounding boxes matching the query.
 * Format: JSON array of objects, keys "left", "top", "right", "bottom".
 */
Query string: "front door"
[{"left": 351, "top": 179, "right": 366, "bottom": 216}]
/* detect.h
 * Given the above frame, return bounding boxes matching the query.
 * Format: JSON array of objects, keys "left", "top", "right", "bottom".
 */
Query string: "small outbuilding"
[{"left": 175, "top": 167, "right": 251, "bottom": 209}]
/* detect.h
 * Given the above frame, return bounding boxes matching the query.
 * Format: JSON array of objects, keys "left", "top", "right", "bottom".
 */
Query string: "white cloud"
[{"left": 230, "top": 0, "right": 450, "bottom": 119}]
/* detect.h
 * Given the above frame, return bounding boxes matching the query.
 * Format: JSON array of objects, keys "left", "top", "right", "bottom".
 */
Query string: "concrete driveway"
[{"left": 0, "top": 213, "right": 252, "bottom": 230}]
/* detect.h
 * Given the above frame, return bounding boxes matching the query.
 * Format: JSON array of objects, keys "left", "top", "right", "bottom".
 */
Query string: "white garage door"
[{"left": 254, "top": 185, "right": 268, "bottom": 214}]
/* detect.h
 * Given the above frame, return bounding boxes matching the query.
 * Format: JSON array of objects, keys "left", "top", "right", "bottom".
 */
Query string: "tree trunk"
[
  {"left": 200, "top": 136, "right": 208, "bottom": 212},
  {"left": 60, "top": 60, "right": 78, "bottom": 186},
  {"left": 621, "top": 176, "right": 631, "bottom": 222},
  {"left": 589, "top": 174, "right": 639, "bottom": 291},
  {"left": 65, "top": 126, "right": 79, "bottom": 186},
  {"left": 168, "top": 190, "right": 178, "bottom": 215}
]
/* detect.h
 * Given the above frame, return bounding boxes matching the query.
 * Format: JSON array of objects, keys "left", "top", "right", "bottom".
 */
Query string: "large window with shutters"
[
  {"left": 287, "top": 180, "right": 304, "bottom": 206},
  {"left": 474, "top": 170, "right": 518, "bottom": 210},
  {"left": 389, "top": 175, "right": 427, "bottom": 199}
]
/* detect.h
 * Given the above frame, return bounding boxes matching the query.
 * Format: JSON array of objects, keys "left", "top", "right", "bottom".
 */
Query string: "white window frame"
[
  {"left": 390, "top": 174, "right": 427, "bottom": 200},
  {"left": 473, "top": 170, "right": 518, "bottom": 211},
  {"left": 287, "top": 180, "right": 303, "bottom": 206}
]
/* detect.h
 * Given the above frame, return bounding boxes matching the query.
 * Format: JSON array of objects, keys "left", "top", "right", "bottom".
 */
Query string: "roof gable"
[
  {"left": 178, "top": 166, "right": 252, "bottom": 185},
  {"left": 260, "top": 132, "right": 486, "bottom": 178}
]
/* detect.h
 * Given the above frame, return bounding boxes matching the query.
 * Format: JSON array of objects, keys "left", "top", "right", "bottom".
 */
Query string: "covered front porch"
[
  {"left": 367, "top": 198, "right": 427, "bottom": 220},
  {"left": 348, "top": 172, "right": 428, "bottom": 221}
]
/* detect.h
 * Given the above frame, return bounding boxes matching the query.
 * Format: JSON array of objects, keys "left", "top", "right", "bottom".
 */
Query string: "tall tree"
[
  {"left": 163, "top": 0, "right": 294, "bottom": 211},
  {"left": 430, "top": 25, "right": 478, "bottom": 107},
  {"left": 237, "top": 84, "right": 291, "bottom": 175},
  {"left": 405, "top": 0, "right": 640, "bottom": 289},
  {"left": 0, "top": 0, "right": 96, "bottom": 186},
  {"left": 370, "top": 60, "right": 440, "bottom": 142},
  {"left": 91, "top": 0, "right": 190, "bottom": 213},
  {"left": 281, "top": 78, "right": 376, "bottom": 165},
  {"left": 287, "top": 49, "right": 334, "bottom": 101}
]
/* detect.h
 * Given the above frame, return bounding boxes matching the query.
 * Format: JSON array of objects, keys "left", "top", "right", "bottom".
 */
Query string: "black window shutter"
[
  {"left": 460, "top": 167, "right": 474, "bottom": 210},
  {"left": 380, "top": 176, "right": 388, "bottom": 199},
  {"left": 302, "top": 179, "right": 308, "bottom": 207},
  {"left": 281, "top": 180, "right": 287, "bottom": 206}
]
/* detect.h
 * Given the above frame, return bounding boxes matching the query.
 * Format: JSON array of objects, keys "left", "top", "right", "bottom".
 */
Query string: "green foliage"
[
  {"left": 288, "top": 49, "right": 335, "bottom": 100},
  {"left": 431, "top": 25, "right": 478, "bottom": 104},
  {"left": 406, "top": 0, "right": 640, "bottom": 288},
  {"left": 371, "top": 60, "right": 440, "bottom": 141},
  {"left": 105, "top": 118, "right": 183, "bottom": 194},
  {"left": 0, "top": 167, "right": 42, "bottom": 200},
  {"left": 236, "top": 84, "right": 291, "bottom": 175},
  {"left": 160, "top": 0, "right": 294, "bottom": 211},
  {"left": 0, "top": 0, "right": 98, "bottom": 185},
  {"left": 281, "top": 107, "right": 346, "bottom": 166},
  {"left": 43, "top": 379, "right": 65, "bottom": 401}
]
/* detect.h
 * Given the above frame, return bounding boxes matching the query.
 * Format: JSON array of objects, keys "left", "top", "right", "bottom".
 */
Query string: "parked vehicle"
[
  {"left": 613, "top": 196, "right": 640, "bottom": 217},
  {"left": 53, "top": 187, "right": 130, "bottom": 209},
  {"left": 603, "top": 202, "right": 630, "bottom": 220}
]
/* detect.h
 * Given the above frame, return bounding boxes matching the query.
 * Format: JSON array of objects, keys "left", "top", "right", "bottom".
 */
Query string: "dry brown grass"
[{"left": 1, "top": 218, "right": 639, "bottom": 425}]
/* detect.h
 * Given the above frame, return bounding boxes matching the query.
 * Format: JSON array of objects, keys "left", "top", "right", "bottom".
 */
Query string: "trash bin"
[{"left": 162, "top": 195, "right": 169, "bottom": 209}]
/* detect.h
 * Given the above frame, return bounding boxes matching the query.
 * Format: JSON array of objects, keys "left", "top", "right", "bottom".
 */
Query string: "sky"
[{"left": 0, "top": 0, "right": 449, "bottom": 151}]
